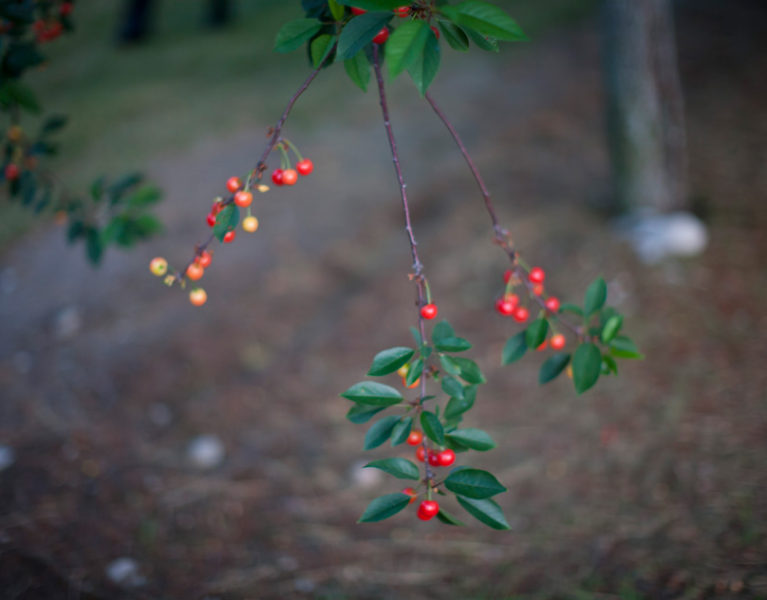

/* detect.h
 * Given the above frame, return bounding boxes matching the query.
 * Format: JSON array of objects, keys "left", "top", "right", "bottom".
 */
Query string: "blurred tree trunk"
[
  {"left": 603, "top": 0, "right": 688, "bottom": 213},
  {"left": 119, "top": 0, "right": 233, "bottom": 43},
  {"left": 207, "top": 0, "right": 233, "bottom": 28}
]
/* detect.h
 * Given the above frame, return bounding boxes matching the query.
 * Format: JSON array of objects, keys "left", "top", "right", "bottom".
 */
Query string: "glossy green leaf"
[
  {"left": 213, "top": 204, "right": 239, "bottom": 242},
  {"left": 539, "top": 353, "right": 571, "bottom": 384},
  {"left": 456, "top": 496, "right": 510, "bottom": 530},
  {"left": 341, "top": 381, "right": 403, "bottom": 406},
  {"left": 602, "top": 353, "right": 618, "bottom": 375},
  {"left": 344, "top": 51, "right": 371, "bottom": 91},
  {"left": 463, "top": 26, "right": 499, "bottom": 52},
  {"left": 441, "top": 375, "right": 464, "bottom": 400},
  {"left": 0, "top": 80, "right": 41, "bottom": 113},
  {"left": 445, "top": 468, "right": 506, "bottom": 499},
  {"left": 444, "top": 385, "right": 477, "bottom": 420},
  {"left": 364, "top": 415, "right": 401, "bottom": 450},
  {"left": 436, "top": 508, "right": 466, "bottom": 526},
  {"left": 310, "top": 33, "right": 335, "bottom": 67},
  {"left": 601, "top": 314, "right": 623, "bottom": 344},
  {"left": 328, "top": 0, "right": 345, "bottom": 20},
  {"left": 274, "top": 18, "right": 323, "bottom": 53},
  {"left": 440, "top": 355, "right": 461, "bottom": 377},
  {"left": 609, "top": 335, "right": 644, "bottom": 359},
  {"left": 385, "top": 19, "right": 431, "bottom": 78},
  {"left": 364, "top": 457, "right": 420, "bottom": 480},
  {"left": 367, "top": 346, "right": 414, "bottom": 376},
  {"left": 405, "top": 358, "right": 423, "bottom": 387},
  {"left": 337, "top": 11, "right": 392, "bottom": 59},
  {"left": 525, "top": 318, "right": 549, "bottom": 349},
  {"left": 434, "top": 336, "right": 472, "bottom": 353},
  {"left": 358, "top": 492, "right": 410, "bottom": 523},
  {"left": 502, "top": 331, "right": 527, "bottom": 365},
  {"left": 431, "top": 320, "right": 455, "bottom": 342},
  {"left": 420, "top": 410, "right": 445, "bottom": 446},
  {"left": 559, "top": 303, "right": 584, "bottom": 316},
  {"left": 446, "top": 428, "right": 496, "bottom": 451},
  {"left": 572, "top": 343, "right": 602, "bottom": 394},
  {"left": 407, "top": 27, "right": 441, "bottom": 96},
  {"left": 390, "top": 416, "right": 413, "bottom": 446},
  {"left": 437, "top": 21, "right": 470, "bottom": 51},
  {"left": 584, "top": 277, "right": 607, "bottom": 317},
  {"left": 409, "top": 326, "right": 422, "bottom": 347},
  {"left": 346, "top": 403, "right": 386, "bottom": 424},
  {"left": 440, "top": 1, "right": 525, "bottom": 42},
  {"left": 447, "top": 356, "right": 486, "bottom": 385}
]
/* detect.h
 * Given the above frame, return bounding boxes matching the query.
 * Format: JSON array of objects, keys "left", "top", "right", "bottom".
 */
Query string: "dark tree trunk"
[
  {"left": 603, "top": 0, "right": 688, "bottom": 213},
  {"left": 119, "top": 0, "right": 155, "bottom": 44},
  {"left": 207, "top": 0, "right": 233, "bottom": 28}
]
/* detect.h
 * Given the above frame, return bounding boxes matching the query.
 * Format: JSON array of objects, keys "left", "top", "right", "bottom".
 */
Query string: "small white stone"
[
  {"left": 0, "top": 445, "right": 15, "bottom": 471},
  {"left": 187, "top": 435, "right": 225, "bottom": 470},
  {"left": 615, "top": 211, "right": 708, "bottom": 264},
  {"left": 106, "top": 557, "right": 146, "bottom": 587},
  {"left": 349, "top": 459, "right": 383, "bottom": 489}
]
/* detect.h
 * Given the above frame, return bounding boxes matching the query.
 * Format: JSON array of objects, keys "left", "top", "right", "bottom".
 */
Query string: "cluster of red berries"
[
  {"left": 32, "top": 2, "right": 72, "bottom": 43},
  {"left": 401, "top": 487, "right": 439, "bottom": 521},
  {"left": 3, "top": 126, "right": 39, "bottom": 185},
  {"left": 349, "top": 5, "right": 439, "bottom": 46},
  {"left": 271, "top": 158, "right": 313, "bottom": 186},
  {"left": 205, "top": 176, "right": 260, "bottom": 237},
  {"left": 407, "top": 430, "right": 456, "bottom": 467}
]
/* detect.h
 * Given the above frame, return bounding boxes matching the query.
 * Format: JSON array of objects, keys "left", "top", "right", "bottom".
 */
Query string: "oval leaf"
[
  {"left": 274, "top": 18, "right": 323, "bottom": 53},
  {"left": 584, "top": 277, "right": 607, "bottom": 316},
  {"left": 344, "top": 51, "right": 371, "bottom": 91},
  {"left": 539, "top": 353, "right": 571, "bottom": 384},
  {"left": 390, "top": 416, "right": 413, "bottom": 446},
  {"left": 441, "top": 375, "right": 464, "bottom": 400},
  {"left": 434, "top": 336, "right": 472, "bottom": 353},
  {"left": 441, "top": 1, "right": 525, "bottom": 42},
  {"left": 338, "top": 11, "right": 392, "bottom": 59},
  {"left": 502, "top": 331, "right": 527, "bottom": 365},
  {"left": 436, "top": 508, "right": 466, "bottom": 526},
  {"left": 420, "top": 410, "right": 445, "bottom": 446},
  {"left": 609, "top": 335, "right": 644, "bottom": 359},
  {"left": 406, "top": 27, "right": 441, "bottom": 96},
  {"left": 346, "top": 404, "right": 386, "bottom": 424},
  {"left": 446, "top": 356, "right": 486, "bottom": 385},
  {"left": 525, "top": 318, "right": 549, "bottom": 349},
  {"left": 367, "top": 346, "right": 414, "bottom": 376},
  {"left": 341, "top": 381, "right": 403, "bottom": 406},
  {"left": 572, "top": 343, "right": 602, "bottom": 394},
  {"left": 385, "top": 19, "right": 431, "bottom": 77},
  {"left": 445, "top": 468, "right": 506, "bottom": 499},
  {"left": 455, "top": 496, "right": 510, "bottom": 530},
  {"left": 364, "top": 457, "right": 420, "bottom": 480},
  {"left": 358, "top": 492, "right": 410, "bottom": 523},
  {"left": 364, "top": 415, "right": 401, "bottom": 450},
  {"left": 446, "top": 428, "right": 496, "bottom": 451}
]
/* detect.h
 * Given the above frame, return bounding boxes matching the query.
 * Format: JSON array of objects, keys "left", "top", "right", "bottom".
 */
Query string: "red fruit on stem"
[
  {"left": 271, "top": 169, "right": 284, "bottom": 186},
  {"left": 495, "top": 298, "right": 516, "bottom": 316},
  {"left": 503, "top": 269, "right": 513, "bottom": 283},
  {"left": 223, "top": 230, "right": 236, "bottom": 243},
  {"left": 529, "top": 267, "right": 545, "bottom": 284},
  {"left": 550, "top": 333, "right": 566, "bottom": 351},
  {"left": 407, "top": 430, "right": 423, "bottom": 446},
  {"left": 402, "top": 487, "right": 417, "bottom": 504},
  {"left": 428, "top": 451, "right": 441, "bottom": 467},
  {"left": 226, "top": 177, "right": 242, "bottom": 193},
  {"left": 417, "top": 500, "right": 439, "bottom": 521},
  {"left": 537, "top": 340, "right": 548, "bottom": 351},
  {"left": 545, "top": 296, "right": 560, "bottom": 313},
  {"left": 4, "top": 163, "right": 19, "bottom": 181},
  {"left": 296, "top": 158, "right": 314, "bottom": 176},
  {"left": 438, "top": 449, "right": 455, "bottom": 467},
  {"left": 420, "top": 304, "right": 438, "bottom": 320},
  {"left": 282, "top": 169, "right": 298, "bottom": 186},
  {"left": 186, "top": 263, "right": 204, "bottom": 281},
  {"left": 532, "top": 283, "right": 544, "bottom": 296},
  {"left": 351, "top": 7, "right": 366, "bottom": 15},
  {"left": 394, "top": 6, "right": 411, "bottom": 17},
  {"left": 415, "top": 447, "right": 426, "bottom": 462},
  {"left": 234, "top": 190, "right": 253, "bottom": 208},
  {"left": 206, "top": 213, "right": 217, "bottom": 227},
  {"left": 196, "top": 250, "right": 212, "bottom": 268},
  {"left": 189, "top": 288, "right": 207, "bottom": 306},
  {"left": 513, "top": 306, "right": 529, "bottom": 323},
  {"left": 372, "top": 27, "right": 389, "bottom": 44}
]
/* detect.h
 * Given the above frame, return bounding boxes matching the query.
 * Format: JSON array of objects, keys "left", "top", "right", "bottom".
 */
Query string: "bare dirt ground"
[{"left": 1, "top": 3, "right": 766, "bottom": 599}]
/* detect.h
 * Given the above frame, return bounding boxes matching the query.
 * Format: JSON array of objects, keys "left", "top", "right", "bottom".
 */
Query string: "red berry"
[
  {"left": 415, "top": 447, "right": 426, "bottom": 462},
  {"left": 407, "top": 430, "right": 423, "bottom": 446},
  {"left": 296, "top": 158, "right": 314, "bottom": 176},
  {"left": 438, "top": 449, "right": 455, "bottom": 467},
  {"left": 528, "top": 267, "right": 545, "bottom": 284},
  {"left": 495, "top": 298, "right": 515, "bottom": 316},
  {"left": 282, "top": 169, "right": 298, "bottom": 186},
  {"left": 420, "top": 303, "right": 438, "bottom": 320},
  {"left": 223, "top": 230, "right": 236, "bottom": 243},
  {"left": 545, "top": 297, "right": 560, "bottom": 313},
  {"left": 550, "top": 333, "right": 566, "bottom": 351},
  {"left": 271, "top": 169, "right": 284, "bottom": 186},
  {"left": 60, "top": 2, "right": 74, "bottom": 16},
  {"left": 4, "top": 163, "right": 19, "bottom": 181},
  {"left": 503, "top": 269, "right": 513, "bottom": 283},
  {"left": 537, "top": 339, "right": 548, "bottom": 351},
  {"left": 196, "top": 250, "right": 212, "bottom": 269},
  {"left": 394, "top": 6, "right": 410, "bottom": 17},
  {"left": 234, "top": 190, "right": 253, "bottom": 208},
  {"left": 186, "top": 263, "right": 204, "bottom": 281},
  {"left": 189, "top": 288, "right": 207, "bottom": 306},
  {"left": 428, "top": 451, "right": 440, "bottom": 467},
  {"left": 372, "top": 27, "right": 389, "bottom": 44},
  {"left": 351, "top": 7, "right": 366, "bottom": 15},
  {"left": 513, "top": 306, "right": 529, "bottom": 323},
  {"left": 402, "top": 487, "right": 417, "bottom": 504},
  {"left": 226, "top": 177, "right": 242, "bottom": 193},
  {"left": 532, "top": 284, "right": 544, "bottom": 296},
  {"left": 206, "top": 213, "right": 217, "bottom": 227},
  {"left": 417, "top": 500, "right": 439, "bottom": 521},
  {"left": 430, "top": 25, "right": 440, "bottom": 39}
]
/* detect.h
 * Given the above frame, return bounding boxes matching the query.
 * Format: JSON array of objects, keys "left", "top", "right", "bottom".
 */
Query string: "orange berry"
[
  {"left": 189, "top": 288, "right": 207, "bottom": 306},
  {"left": 149, "top": 257, "right": 168, "bottom": 276},
  {"left": 196, "top": 250, "right": 212, "bottom": 269},
  {"left": 242, "top": 216, "right": 259, "bottom": 233},
  {"left": 282, "top": 169, "right": 298, "bottom": 186},
  {"left": 186, "top": 262, "right": 204, "bottom": 281},
  {"left": 226, "top": 177, "right": 242, "bottom": 193},
  {"left": 234, "top": 190, "right": 252, "bottom": 208}
]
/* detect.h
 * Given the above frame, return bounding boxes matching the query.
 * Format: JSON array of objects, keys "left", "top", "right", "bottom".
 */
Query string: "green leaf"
[
  {"left": 463, "top": 26, "right": 499, "bottom": 52},
  {"left": 440, "top": 355, "right": 461, "bottom": 377},
  {"left": 444, "top": 385, "right": 477, "bottom": 420},
  {"left": 559, "top": 303, "right": 584, "bottom": 316},
  {"left": 40, "top": 114, "right": 68, "bottom": 136},
  {"left": 602, "top": 353, "right": 618, "bottom": 375},
  {"left": 407, "top": 28, "right": 441, "bottom": 96},
  {"left": 455, "top": 496, "right": 510, "bottom": 530},
  {"left": 437, "top": 21, "right": 470, "bottom": 51},
  {"left": 539, "top": 353, "right": 571, "bottom": 384},
  {"left": 0, "top": 81, "right": 41, "bottom": 113},
  {"left": 384, "top": 19, "right": 430, "bottom": 78},
  {"left": 440, "top": 1, "right": 526, "bottom": 42},
  {"left": 364, "top": 457, "right": 420, "bottom": 480},
  {"left": 310, "top": 33, "right": 335, "bottom": 67},
  {"left": 436, "top": 508, "right": 466, "bottom": 526},
  {"left": 126, "top": 185, "right": 162, "bottom": 209},
  {"left": 502, "top": 331, "right": 527, "bottom": 365},
  {"left": 431, "top": 321, "right": 456, "bottom": 343},
  {"left": 409, "top": 326, "right": 422, "bottom": 347},
  {"left": 358, "top": 492, "right": 410, "bottom": 523},
  {"left": 107, "top": 172, "right": 142, "bottom": 199},
  {"left": 213, "top": 204, "right": 239, "bottom": 242},
  {"left": 446, "top": 356, "right": 485, "bottom": 385},
  {"left": 405, "top": 359, "right": 423, "bottom": 387},
  {"left": 344, "top": 51, "right": 371, "bottom": 91},
  {"left": 274, "top": 18, "right": 323, "bottom": 53},
  {"left": 445, "top": 468, "right": 506, "bottom": 499},
  {"left": 434, "top": 336, "right": 472, "bottom": 353},
  {"left": 85, "top": 228, "right": 104, "bottom": 265},
  {"left": 572, "top": 343, "right": 602, "bottom": 394},
  {"left": 525, "top": 318, "right": 549, "bottom": 350},
  {"left": 364, "top": 415, "right": 401, "bottom": 450},
  {"left": 584, "top": 277, "right": 607, "bottom": 317},
  {"left": 609, "top": 335, "right": 644, "bottom": 359},
  {"left": 346, "top": 403, "right": 386, "bottom": 424},
  {"left": 328, "top": 0, "right": 345, "bottom": 20},
  {"left": 341, "top": 381, "right": 403, "bottom": 406},
  {"left": 446, "top": 428, "right": 496, "bottom": 451},
  {"left": 367, "top": 346, "right": 414, "bottom": 376},
  {"left": 441, "top": 375, "right": 464, "bottom": 400},
  {"left": 420, "top": 411, "right": 445, "bottom": 446},
  {"left": 341, "top": 0, "right": 404, "bottom": 9},
  {"left": 337, "top": 11, "right": 392, "bottom": 59},
  {"left": 601, "top": 314, "right": 623, "bottom": 344},
  {"left": 390, "top": 416, "right": 413, "bottom": 446}
]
